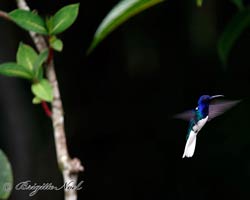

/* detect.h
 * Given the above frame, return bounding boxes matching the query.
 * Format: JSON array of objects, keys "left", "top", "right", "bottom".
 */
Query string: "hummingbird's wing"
[
  {"left": 173, "top": 109, "right": 196, "bottom": 121},
  {"left": 208, "top": 100, "right": 241, "bottom": 121}
]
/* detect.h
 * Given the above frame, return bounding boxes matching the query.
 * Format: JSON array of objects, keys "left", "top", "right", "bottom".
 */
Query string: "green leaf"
[
  {"left": 32, "top": 96, "right": 42, "bottom": 104},
  {"left": 230, "top": 0, "right": 244, "bottom": 10},
  {"left": 0, "top": 150, "right": 13, "bottom": 200},
  {"left": 0, "top": 62, "right": 33, "bottom": 79},
  {"left": 34, "top": 50, "right": 48, "bottom": 80},
  {"left": 49, "top": 3, "right": 79, "bottom": 35},
  {"left": 31, "top": 79, "right": 53, "bottom": 102},
  {"left": 87, "top": 0, "right": 164, "bottom": 54},
  {"left": 50, "top": 37, "right": 63, "bottom": 52},
  {"left": 45, "top": 16, "right": 54, "bottom": 33},
  {"left": 196, "top": 0, "right": 203, "bottom": 7},
  {"left": 36, "top": 66, "right": 44, "bottom": 81},
  {"left": 17, "top": 43, "right": 38, "bottom": 72},
  {"left": 34, "top": 50, "right": 49, "bottom": 69},
  {"left": 218, "top": 9, "right": 250, "bottom": 64},
  {"left": 9, "top": 9, "right": 48, "bottom": 35}
]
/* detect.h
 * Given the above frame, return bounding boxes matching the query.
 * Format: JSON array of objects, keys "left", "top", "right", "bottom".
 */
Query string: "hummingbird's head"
[
  {"left": 198, "top": 95, "right": 211, "bottom": 105},
  {"left": 198, "top": 95, "right": 224, "bottom": 105}
]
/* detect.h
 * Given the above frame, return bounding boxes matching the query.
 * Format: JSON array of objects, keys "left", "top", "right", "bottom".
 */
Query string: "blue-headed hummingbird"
[{"left": 174, "top": 95, "right": 240, "bottom": 158}]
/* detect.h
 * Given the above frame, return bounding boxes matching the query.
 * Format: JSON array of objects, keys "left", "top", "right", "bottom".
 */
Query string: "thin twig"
[
  {"left": 41, "top": 101, "right": 52, "bottom": 117},
  {"left": 15, "top": 0, "right": 84, "bottom": 200}
]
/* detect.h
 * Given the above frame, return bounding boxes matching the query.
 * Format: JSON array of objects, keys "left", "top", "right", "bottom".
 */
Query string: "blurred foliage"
[
  {"left": 218, "top": 8, "right": 250, "bottom": 64},
  {"left": 0, "top": 150, "right": 13, "bottom": 200},
  {"left": 230, "top": 0, "right": 244, "bottom": 10},
  {"left": 196, "top": 0, "right": 203, "bottom": 7},
  {"left": 87, "top": 0, "right": 165, "bottom": 53}
]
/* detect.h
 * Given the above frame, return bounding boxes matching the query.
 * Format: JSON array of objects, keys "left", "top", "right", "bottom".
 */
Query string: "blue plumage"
[{"left": 197, "top": 95, "right": 210, "bottom": 118}]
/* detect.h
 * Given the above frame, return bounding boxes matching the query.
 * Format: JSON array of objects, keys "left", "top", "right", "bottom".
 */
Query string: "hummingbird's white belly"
[{"left": 192, "top": 116, "right": 208, "bottom": 133}]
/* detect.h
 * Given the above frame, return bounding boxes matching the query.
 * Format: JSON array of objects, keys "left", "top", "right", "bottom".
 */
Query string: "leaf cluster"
[{"left": 0, "top": 4, "right": 80, "bottom": 103}]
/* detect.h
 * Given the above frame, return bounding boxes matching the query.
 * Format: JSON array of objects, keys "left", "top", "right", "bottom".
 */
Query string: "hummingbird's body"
[
  {"left": 182, "top": 95, "right": 210, "bottom": 158},
  {"left": 174, "top": 95, "right": 241, "bottom": 158}
]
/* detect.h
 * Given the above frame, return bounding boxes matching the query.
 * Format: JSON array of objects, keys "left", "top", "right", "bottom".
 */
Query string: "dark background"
[{"left": 0, "top": 0, "right": 250, "bottom": 199}]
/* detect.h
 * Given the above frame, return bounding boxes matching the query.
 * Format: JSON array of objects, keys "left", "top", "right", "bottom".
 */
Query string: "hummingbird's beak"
[{"left": 209, "top": 95, "right": 224, "bottom": 100}]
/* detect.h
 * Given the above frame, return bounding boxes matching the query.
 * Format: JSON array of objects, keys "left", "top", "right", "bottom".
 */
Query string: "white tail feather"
[{"left": 182, "top": 130, "right": 197, "bottom": 158}]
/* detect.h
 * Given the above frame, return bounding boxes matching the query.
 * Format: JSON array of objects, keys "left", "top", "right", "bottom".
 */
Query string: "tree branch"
[{"left": 15, "top": 0, "right": 84, "bottom": 199}]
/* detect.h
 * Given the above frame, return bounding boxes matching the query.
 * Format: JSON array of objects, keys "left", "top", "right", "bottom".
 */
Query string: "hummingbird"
[{"left": 174, "top": 95, "right": 241, "bottom": 158}]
